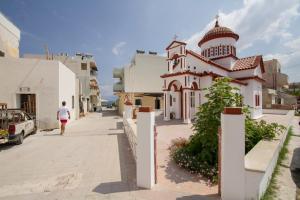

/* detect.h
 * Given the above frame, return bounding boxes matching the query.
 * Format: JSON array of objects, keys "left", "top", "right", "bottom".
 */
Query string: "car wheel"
[
  {"left": 16, "top": 133, "right": 24, "bottom": 145},
  {"left": 32, "top": 127, "right": 37, "bottom": 135}
]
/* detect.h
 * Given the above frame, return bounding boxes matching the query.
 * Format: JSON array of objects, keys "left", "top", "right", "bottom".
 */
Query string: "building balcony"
[
  {"left": 113, "top": 82, "right": 124, "bottom": 92},
  {"left": 113, "top": 68, "right": 124, "bottom": 79},
  {"left": 90, "top": 87, "right": 100, "bottom": 96},
  {"left": 90, "top": 70, "right": 98, "bottom": 76}
]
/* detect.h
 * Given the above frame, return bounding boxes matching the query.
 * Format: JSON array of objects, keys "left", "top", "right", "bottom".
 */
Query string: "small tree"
[
  {"left": 187, "top": 77, "right": 241, "bottom": 165},
  {"left": 171, "top": 77, "right": 285, "bottom": 181}
]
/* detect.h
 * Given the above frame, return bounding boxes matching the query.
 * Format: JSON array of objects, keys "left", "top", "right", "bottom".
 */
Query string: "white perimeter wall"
[
  {"left": 245, "top": 110, "right": 294, "bottom": 199},
  {"left": 58, "top": 62, "right": 76, "bottom": 122}
]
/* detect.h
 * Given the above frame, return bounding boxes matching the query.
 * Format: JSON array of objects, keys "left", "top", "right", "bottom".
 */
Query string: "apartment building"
[
  {"left": 0, "top": 12, "right": 20, "bottom": 58},
  {"left": 262, "top": 59, "right": 296, "bottom": 108},
  {"left": 0, "top": 13, "right": 79, "bottom": 129},
  {"left": 113, "top": 51, "right": 167, "bottom": 115},
  {"left": 24, "top": 53, "right": 101, "bottom": 113}
]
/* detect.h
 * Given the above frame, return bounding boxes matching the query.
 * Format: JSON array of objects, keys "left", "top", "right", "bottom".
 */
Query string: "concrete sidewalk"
[
  {"left": 274, "top": 116, "right": 300, "bottom": 200},
  {"left": 0, "top": 111, "right": 218, "bottom": 200}
]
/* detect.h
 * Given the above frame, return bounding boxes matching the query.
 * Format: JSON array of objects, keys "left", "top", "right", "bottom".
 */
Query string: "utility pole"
[{"left": 44, "top": 44, "right": 49, "bottom": 60}]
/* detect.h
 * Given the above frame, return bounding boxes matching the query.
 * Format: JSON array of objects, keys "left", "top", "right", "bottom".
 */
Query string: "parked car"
[{"left": 0, "top": 109, "right": 37, "bottom": 145}]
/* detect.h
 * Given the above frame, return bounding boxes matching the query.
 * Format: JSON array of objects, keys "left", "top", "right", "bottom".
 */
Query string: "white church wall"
[
  {"left": 243, "top": 80, "right": 262, "bottom": 119},
  {"left": 254, "top": 64, "right": 263, "bottom": 78},
  {"left": 168, "top": 45, "right": 183, "bottom": 58},
  {"left": 229, "top": 68, "right": 256, "bottom": 78},
  {"left": 199, "top": 76, "right": 213, "bottom": 103},
  {"left": 186, "top": 54, "right": 229, "bottom": 77},
  {"left": 212, "top": 57, "right": 236, "bottom": 69}
]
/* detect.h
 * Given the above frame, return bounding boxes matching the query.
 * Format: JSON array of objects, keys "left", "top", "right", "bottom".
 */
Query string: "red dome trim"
[{"left": 198, "top": 26, "right": 239, "bottom": 47}]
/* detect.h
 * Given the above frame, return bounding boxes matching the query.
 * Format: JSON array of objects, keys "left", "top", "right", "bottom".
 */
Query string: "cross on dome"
[{"left": 215, "top": 14, "right": 219, "bottom": 27}]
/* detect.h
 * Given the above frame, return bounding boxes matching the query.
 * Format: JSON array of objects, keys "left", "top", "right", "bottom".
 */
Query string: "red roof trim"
[
  {"left": 161, "top": 70, "right": 248, "bottom": 86},
  {"left": 166, "top": 40, "right": 187, "bottom": 50},
  {"left": 210, "top": 54, "right": 238, "bottom": 61},
  {"left": 199, "top": 33, "right": 239, "bottom": 46},
  {"left": 167, "top": 54, "right": 186, "bottom": 60},
  {"left": 236, "top": 76, "right": 265, "bottom": 83},
  {"left": 186, "top": 50, "right": 231, "bottom": 72}
]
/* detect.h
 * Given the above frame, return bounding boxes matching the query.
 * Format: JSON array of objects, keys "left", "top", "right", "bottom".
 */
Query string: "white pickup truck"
[{"left": 1, "top": 109, "right": 37, "bottom": 144}]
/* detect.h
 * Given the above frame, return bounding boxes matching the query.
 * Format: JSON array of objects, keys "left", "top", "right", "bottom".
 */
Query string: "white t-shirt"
[{"left": 58, "top": 106, "right": 69, "bottom": 120}]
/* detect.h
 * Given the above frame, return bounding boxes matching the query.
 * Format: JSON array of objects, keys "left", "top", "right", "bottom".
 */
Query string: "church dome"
[{"left": 198, "top": 20, "right": 239, "bottom": 47}]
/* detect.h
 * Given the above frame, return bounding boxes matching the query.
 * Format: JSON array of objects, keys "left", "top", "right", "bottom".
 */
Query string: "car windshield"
[{"left": 0, "top": 110, "right": 26, "bottom": 123}]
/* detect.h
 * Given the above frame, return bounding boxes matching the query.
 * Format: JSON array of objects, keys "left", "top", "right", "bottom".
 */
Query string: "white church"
[{"left": 161, "top": 18, "right": 264, "bottom": 123}]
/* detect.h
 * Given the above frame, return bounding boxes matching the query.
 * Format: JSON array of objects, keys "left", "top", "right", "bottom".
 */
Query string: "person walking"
[{"left": 57, "top": 101, "right": 70, "bottom": 135}]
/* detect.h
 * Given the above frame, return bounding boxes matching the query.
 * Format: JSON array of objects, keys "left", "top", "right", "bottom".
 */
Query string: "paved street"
[
  {"left": 0, "top": 110, "right": 217, "bottom": 200},
  {"left": 275, "top": 116, "right": 300, "bottom": 200}
]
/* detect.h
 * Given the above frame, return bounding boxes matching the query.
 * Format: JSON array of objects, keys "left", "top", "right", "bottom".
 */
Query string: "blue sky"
[{"left": 1, "top": 0, "right": 300, "bottom": 100}]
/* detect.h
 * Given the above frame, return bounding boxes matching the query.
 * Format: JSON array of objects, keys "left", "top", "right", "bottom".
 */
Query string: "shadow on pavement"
[
  {"left": 93, "top": 132, "right": 138, "bottom": 194},
  {"left": 164, "top": 159, "right": 212, "bottom": 184},
  {"left": 176, "top": 194, "right": 220, "bottom": 200},
  {"left": 291, "top": 147, "right": 300, "bottom": 188},
  {"left": 108, "top": 121, "right": 123, "bottom": 130},
  {"left": 0, "top": 143, "right": 15, "bottom": 151}
]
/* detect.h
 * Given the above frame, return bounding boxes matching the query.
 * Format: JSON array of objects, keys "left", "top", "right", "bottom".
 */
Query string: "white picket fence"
[{"left": 123, "top": 116, "right": 137, "bottom": 162}]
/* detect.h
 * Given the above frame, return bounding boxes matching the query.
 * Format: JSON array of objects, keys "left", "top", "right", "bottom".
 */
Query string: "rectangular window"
[
  {"left": 81, "top": 63, "right": 87, "bottom": 70},
  {"left": 0, "top": 51, "right": 5, "bottom": 57},
  {"left": 255, "top": 94, "right": 260, "bottom": 107},
  {"left": 169, "top": 95, "right": 172, "bottom": 107},
  {"left": 135, "top": 99, "right": 142, "bottom": 106},
  {"left": 72, "top": 95, "right": 74, "bottom": 109},
  {"left": 190, "top": 92, "right": 195, "bottom": 108}
]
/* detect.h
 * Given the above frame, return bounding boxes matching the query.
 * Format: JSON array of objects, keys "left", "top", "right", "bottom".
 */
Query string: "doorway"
[
  {"left": 155, "top": 98, "right": 160, "bottom": 110},
  {"left": 18, "top": 94, "right": 36, "bottom": 118}
]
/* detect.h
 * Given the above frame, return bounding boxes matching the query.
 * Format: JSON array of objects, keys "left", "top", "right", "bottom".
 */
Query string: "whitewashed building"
[
  {"left": 24, "top": 53, "right": 101, "bottom": 113},
  {"left": 0, "top": 12, "right": 20, "bottom": 58},
  {"left": 0, "top": 12, "right": 79, "bottom": 129},
  {"left": 113, "top": 51, "right": 167, "bottom": 115},
  {"left": 0, "top": 57, "right": 78, "bottom": 129},
  {"left": 161, "top": 19, "right": 264, "bottom": 123}
]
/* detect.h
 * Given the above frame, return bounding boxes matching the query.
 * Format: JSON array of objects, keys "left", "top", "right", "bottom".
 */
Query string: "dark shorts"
[{"left": 60, "top": 119, "right": 68, "bottom": 125}]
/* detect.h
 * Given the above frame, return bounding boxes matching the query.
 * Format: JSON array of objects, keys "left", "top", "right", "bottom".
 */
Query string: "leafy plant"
[{"left": 170, "top": 77, "right": 286, "bottom": 181}]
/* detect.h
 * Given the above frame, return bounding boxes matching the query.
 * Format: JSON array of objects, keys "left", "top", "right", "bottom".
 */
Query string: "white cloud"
[
  {"left": 185, "top": 0, "right": 300, "bottom": 52},
  {"left": 284, "top": 36, "right": 300, "bottom": 50},
  {"left": 112, "top": 41, "right": 126, "bottom": 56},
  {"left": 265, "top": 35, "right": 300, "bottom": 82}
]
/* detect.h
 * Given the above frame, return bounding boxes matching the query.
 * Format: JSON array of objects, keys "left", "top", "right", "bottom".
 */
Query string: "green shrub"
[
  {"left": 170, "top": 77, "right": 286, "bottom": 182},
  {"left": 245, "top": 119, "right": 285, "bottom": 153}
]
